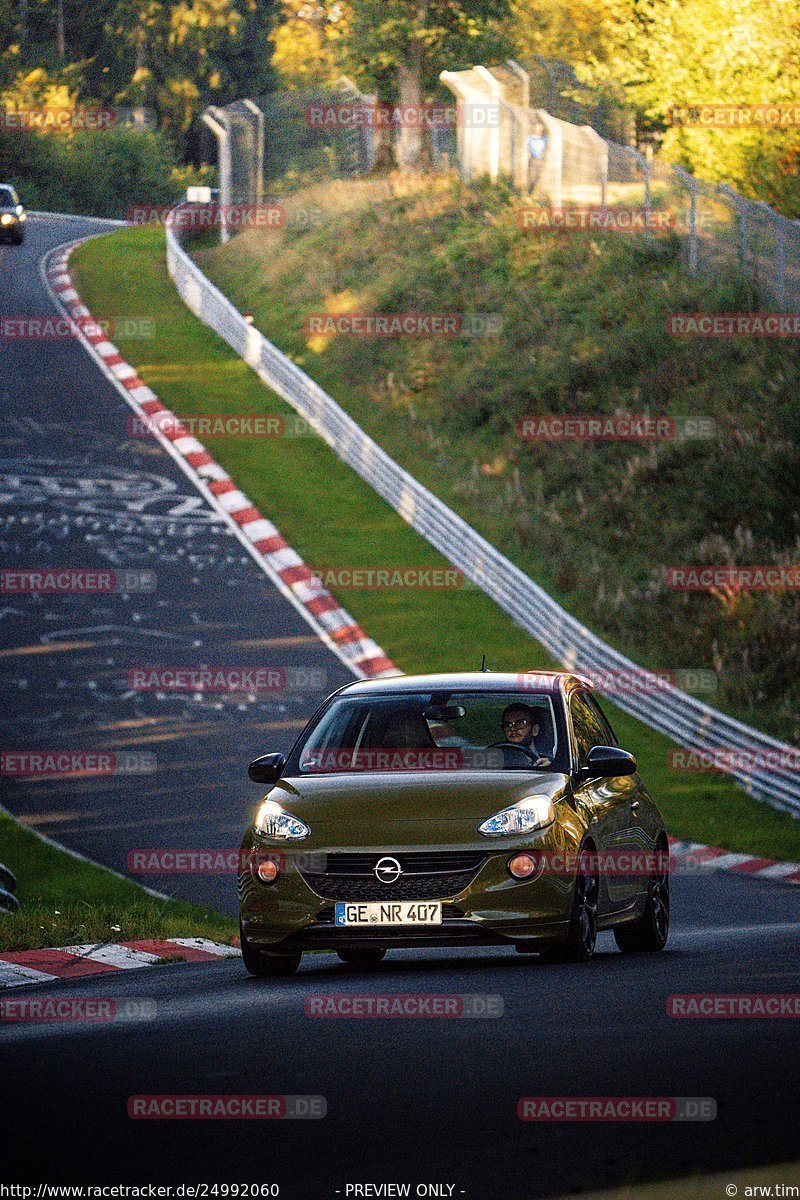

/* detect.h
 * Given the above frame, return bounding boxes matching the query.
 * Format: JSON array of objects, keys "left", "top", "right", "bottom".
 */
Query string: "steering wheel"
[{"left": 486, "top": 741, "right": 551, "bottom": 767}]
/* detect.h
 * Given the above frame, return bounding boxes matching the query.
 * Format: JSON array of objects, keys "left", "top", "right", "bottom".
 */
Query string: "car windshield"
[
  {"left": 0, "top": 187, "right": 17, "bottom": 207},
  {"left": 291, "top": 690, "right": 566, "bottom": 774}
]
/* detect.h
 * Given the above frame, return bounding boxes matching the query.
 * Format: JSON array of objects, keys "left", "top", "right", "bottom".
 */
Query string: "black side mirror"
[
  {"left": 248, "top": 752, "right": 286, "bottom": 785},
  {"left": 584, "top": 745, "right": 637, "bottom": 778}
]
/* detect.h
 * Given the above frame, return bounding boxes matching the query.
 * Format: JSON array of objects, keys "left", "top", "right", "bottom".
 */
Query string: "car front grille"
[{"left": 299, "top": 852, "right": 488, "bottom": 902}]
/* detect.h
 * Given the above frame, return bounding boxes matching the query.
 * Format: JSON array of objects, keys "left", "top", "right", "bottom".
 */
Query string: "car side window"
[
  {"left": 585, "top": 694, "right": 618, "bottom": 748},
  {"left": 569, "top": 692, "right": 608, "bottom": 770}
]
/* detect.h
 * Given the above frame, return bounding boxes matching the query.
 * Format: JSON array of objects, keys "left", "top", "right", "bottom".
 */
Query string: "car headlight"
[
  {"left": 478, "top": 795, "right": 555, "bottom": 837},
  {"left": 0, "top": 214, "right": 14, "bottom": 225},
  {"left": 254, "top": 798, "right": 310, "bottom": 840}
]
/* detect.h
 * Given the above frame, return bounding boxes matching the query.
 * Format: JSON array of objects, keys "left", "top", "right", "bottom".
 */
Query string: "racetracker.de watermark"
[
  {"left": 669, "top": 104, "right": 800, "bottom": 127},
  {"left": 517, "top": 668, "right": 717, "bottom": 695},
  {"left": 304, "top": 101, "right": 499, "bottom": 129},
  {"left": 299, "top": 748, "right": 505, "bottom": 773},
  {"left": 0, "top": 997, "right": 157, "bottom": 1023},
  {"left": 304, "top": 993, "right": 504, "bottom": 1018},
  {"left": 513, "top": 850, "right": 710, "bottom": 878},
  {"left": 127, "top": 666, "right": 326, "bottom": 693},
  {"left": 1, "top": 569, "right": 156, "bottom": 594},
  {"left": 516, "top": 415, "right": 715, "bottom": 442},
  {"left": 664, "top": 565, "right": 800, "bottom": 591},
  {"left": 0, "top": 106, "right": 155, "bottom": 132},
  {"left": 668, "top": 747, "right": 800, "bottom": 773},
  {"left": 518, "top": 207, "right": 678, "bottom": 232},
  {"left": 1, "top": 316, "right": 155, "bottom": 340},
  {"left": 127, "top": 413, "right": 314, "bottom": 439},
  {"left": 308, "top": 566, "right": 464, "bottom": 590},
  {"left": 127, "top": 849, "right": 327, "bottom": 874},
  {"left": 127, "top": 1095, "right": 326, "bottom": 1119},
  {"left": 668, "top": 313, "right": 800, "bottom": 337},
  {"left": 304, "top": 313, "right": 502, "bottom": 338},
  {"left": 1, "top": 751, "right": 156, "bottom": 778},
  {"left": 518, "top": 1097, "right": 716, "bottom": 1121},
  {"left": 129, "top": 204, "right": 287, "bottom": 231},
  {"left": 667, "top": 994, "right": 800, "bottom": 1018}
]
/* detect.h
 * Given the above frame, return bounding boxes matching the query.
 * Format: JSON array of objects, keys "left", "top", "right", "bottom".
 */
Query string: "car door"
[{"left": 568, "top": 690, "right": 640, "bottom": 908}]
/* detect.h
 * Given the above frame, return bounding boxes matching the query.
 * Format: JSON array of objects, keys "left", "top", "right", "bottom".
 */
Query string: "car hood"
[{"left": 259, "top": 770, "right": 569, "bottom": 830}]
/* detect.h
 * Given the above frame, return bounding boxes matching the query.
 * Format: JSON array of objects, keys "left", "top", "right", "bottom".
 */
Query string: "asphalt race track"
[
  {"left": 1, "top": 217, "right": 799, "bottom": 1197},
  {"left": 0, "top": 214, "right": 353, "bottom": 912}
]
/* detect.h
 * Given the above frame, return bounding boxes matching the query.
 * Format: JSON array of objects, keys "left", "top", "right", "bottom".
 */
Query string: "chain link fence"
[
  {"left": 201, "top": 60, "right": 799, "bottom": 308},
  {"left": 200, "top": 78, "right": 377, "bottom": 223},
  {"left": 440, "top": 62, "right": 800, "bottom": 310}
]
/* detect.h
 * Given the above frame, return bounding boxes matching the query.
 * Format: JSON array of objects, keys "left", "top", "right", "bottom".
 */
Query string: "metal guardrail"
[
  {"left": 0, "top": 862, "right": 19, "bottom": 913},
  {"left": 165, "top": 211, "right": 800, "bottom": 818}
]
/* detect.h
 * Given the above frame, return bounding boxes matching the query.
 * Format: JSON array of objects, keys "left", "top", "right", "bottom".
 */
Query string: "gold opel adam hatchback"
[{"left": 239, "top": 672, "right": 670, "bottom": 976}]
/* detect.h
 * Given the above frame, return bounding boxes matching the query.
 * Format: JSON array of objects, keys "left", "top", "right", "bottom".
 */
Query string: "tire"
[
  {"left": 337, "top": 948, "right": 386, "bottom": 967},
  {"left": 240, "top": 923, "right": 301, "bottom": 978},
  {"left": 539, "top": 855, "right": 599, "bottom": 963},
  {"left": 14, "top": 230, "right": 24, "bottom": 245},
  {"left": 614, "top": 844, "right": 670, "bottom": 953}
]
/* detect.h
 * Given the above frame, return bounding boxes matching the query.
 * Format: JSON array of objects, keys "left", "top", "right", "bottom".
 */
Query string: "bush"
[{"left": 0, "top": 125, "right": 183, "bottom": 218}]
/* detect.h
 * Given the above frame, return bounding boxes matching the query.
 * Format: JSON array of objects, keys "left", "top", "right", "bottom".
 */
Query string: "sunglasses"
[{"left": 502, "top": 718, "right": 532, "bottom": 731}]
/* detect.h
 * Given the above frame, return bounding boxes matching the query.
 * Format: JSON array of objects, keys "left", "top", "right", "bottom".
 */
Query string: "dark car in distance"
[
  {"left": 0, "top": 184, "right": 26, "bottom": 244},
  {"left": 239, "top": 671, "right": 670, "bottom": 976}
]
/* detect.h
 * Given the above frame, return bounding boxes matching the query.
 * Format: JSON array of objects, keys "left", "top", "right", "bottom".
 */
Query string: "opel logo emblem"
[{"left": 374, "top": 856, "right": 402, "bottom": 884}]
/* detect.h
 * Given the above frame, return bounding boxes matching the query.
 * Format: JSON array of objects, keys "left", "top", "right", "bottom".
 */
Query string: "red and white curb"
[
  {"left": 42, "top": 243, "right": 399, "bottom": 682},
  {"left": 0, "top": 938, "right": 240, "bottom": 989},
  {"left": 669, "top": 838, "right": 800, "bottom": 885}
]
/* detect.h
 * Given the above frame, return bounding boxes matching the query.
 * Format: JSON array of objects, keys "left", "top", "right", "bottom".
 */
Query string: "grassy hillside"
[{"left": 192, "top": 174, "right": 800, "bottom": 747}]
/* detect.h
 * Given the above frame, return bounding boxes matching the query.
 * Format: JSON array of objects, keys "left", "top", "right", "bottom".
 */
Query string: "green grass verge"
[
  {"left": 69, "top": 222, "right": 800, "bottom": 861},
  {"left": 0, "top": 810, "right": 237, "bottom": 952}
]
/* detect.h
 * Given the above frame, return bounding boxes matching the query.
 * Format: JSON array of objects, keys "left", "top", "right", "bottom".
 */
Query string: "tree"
[
  {"left": 341, "top": 0, "right": 511, "bottom": 169},
  {"left": 269, "top": 0, "right": 346, "bottom": 87},
  {"left": 270, "top": 0, "right": 511, "bottom": 169},
  {"left": 511, "top": 0, "right": 800, "bottom": 214},
  {"left": 510, "top": 0, "right": 622, "bottom": 66},
  {"left": 583, "top": 0, "right": 800, "bottom": 212}
]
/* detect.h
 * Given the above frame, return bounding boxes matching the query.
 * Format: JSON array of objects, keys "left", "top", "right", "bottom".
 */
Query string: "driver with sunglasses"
[{"left": 499, "top": 703, "right": 552, "bottom": 767}]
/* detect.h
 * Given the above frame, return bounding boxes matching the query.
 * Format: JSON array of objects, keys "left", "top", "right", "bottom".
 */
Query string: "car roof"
[{"left": 338, "top": 671, "right": 593, "bottom": 697}]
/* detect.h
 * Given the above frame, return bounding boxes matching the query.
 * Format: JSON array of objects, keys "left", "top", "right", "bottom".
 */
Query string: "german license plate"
[{"left": 334, "top": 901, "right": 442, "bottom": 927}]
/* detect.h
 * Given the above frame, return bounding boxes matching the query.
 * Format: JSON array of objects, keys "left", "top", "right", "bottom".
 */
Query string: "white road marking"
[
  {"left": 168, "top": 938, "right": 241, "bottom": 957},
  {"left": 756, "top": 862, "right": 800, "bottom": 879},
  {"left": 60, "top": 944, "right": 163, "bottom": 968},
  {"left": 0, "top": 963, "right": 60, "bottom": 987}
]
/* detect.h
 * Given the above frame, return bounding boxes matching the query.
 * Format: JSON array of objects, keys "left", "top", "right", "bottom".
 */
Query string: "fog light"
[
  {"left": 509, "top": 853, "right": 539, "bottom": 879},
  {"left": 255, "top": 858, "right": 280, "bottom": 884}
]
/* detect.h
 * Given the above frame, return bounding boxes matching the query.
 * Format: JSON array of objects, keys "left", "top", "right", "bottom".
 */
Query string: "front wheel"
[
  {"left": 540, "top": 860, "right": 599, "bottom": 963},
  {"left": 240, "top": 923, "right": 302, "bottom": 977},
  {"left": 614, "top": 851, "right": 670, "bottom": 953},
  {"left": 337, "top": 948, "right": 386, "bottom": 968}
]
